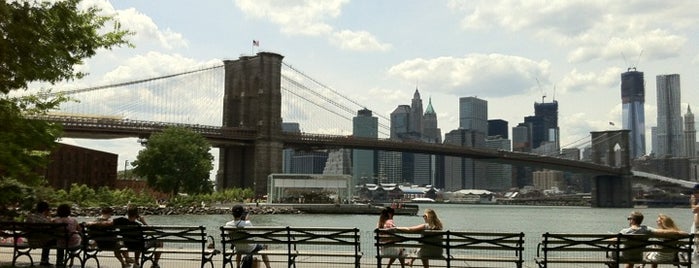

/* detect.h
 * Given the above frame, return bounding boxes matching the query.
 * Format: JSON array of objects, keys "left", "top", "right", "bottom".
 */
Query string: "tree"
[
  {"left": 0, "top": 0, "right": 131, "bottom": 187},
  {"left": 132, "top": 127, "right": 215, "bottom": 196}
]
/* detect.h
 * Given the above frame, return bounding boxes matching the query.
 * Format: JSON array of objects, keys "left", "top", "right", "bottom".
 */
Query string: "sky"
[{"left": 51, "top": 0, "right": 699, "bottom": 175}]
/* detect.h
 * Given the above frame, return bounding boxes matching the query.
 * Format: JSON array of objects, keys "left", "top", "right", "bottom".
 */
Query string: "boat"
[
  {"left": 410, "top": 197, "right": 436, "bottom": 203},
  {"left": 293, "top": 203, "right": 418, "bottom": 215}
]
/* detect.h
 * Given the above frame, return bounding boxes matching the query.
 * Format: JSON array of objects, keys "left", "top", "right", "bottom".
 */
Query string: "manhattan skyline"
[{"left": 34, "top": 1, "right": 699, "bottom": 173}]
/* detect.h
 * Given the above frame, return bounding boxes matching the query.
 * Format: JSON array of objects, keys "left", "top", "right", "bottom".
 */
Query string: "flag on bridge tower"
[{"left": 252, "top": 40, "right": 259, "bottom": 46}]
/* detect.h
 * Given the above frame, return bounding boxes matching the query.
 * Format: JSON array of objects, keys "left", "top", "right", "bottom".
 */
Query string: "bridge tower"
[
  {"left": 217, "top": 52, "right": 284, "bottom": 195},
  {"left": 589, "top": 130, "right": 633, "bottom": 207}
]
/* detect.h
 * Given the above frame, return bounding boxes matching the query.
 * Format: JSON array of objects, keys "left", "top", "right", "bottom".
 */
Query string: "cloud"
[
  {"left": 387, "top": 54, "right": 550, "bottom": 98},
  {"left": 568, "top": 30, "right": 686, "bottom": 63},
  {"left": 451, "top": 0, "right": 695, "bottom": 63},
  {"left": 235, "top": 0, "right": 391, "bottom": 52},
  {"left": 330, "top": 30, "right": 392, "bottom": 52},
  {"left": 235, "top": 0, "right": 346, "bottom": 36},
  {"left": 558, "top": 67, "right": 620, "bottom": 93},
  {"left": 116, "top": 8, "right": 188, "bottom": 50}
]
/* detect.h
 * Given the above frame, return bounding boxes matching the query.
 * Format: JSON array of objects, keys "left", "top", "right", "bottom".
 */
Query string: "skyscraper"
[
  {"left": 655, "top": 74, "right": 683, "bottom": 157},
  {"left": 525, "top": 101, "right": 559, "bottom": 151},
  {"left": 621, "top": 69, "right": 646, "bottom": 158},
  {"left": 352, "top": 108, "right": 378, "bottom": 185},
  {"left": 410, "top": 88, "right": 424, "bottom": 136},
  {"left": 488, "top": 119, "right": 509, "bottom": 139},
  {"left": 449, "top": 97, "right": 487, "bottom": 190},
  {"left": 459, "top": 97, "right": 488, "bottom": 134},
  {"left": 417, "top": 97, "right": 441, "bottom": 186},
  {"left": 684, "top": 105, "right": 696, "bottom": 158},
  {"left": 422, "top": 98, "right": 442, "bottom": 143}
]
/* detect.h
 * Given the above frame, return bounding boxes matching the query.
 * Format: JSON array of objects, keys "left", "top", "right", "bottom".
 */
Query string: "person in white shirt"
[{"left": 224, "top": 205, "right": 270, "bottom": 268}]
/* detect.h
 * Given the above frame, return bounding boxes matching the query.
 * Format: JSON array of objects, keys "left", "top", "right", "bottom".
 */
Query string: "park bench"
[
  {"left": 374, "top": 229, "right": 525, "bottom": 268},
  {"left": 139, "top": 225, "right": 219, "bottom": 268},
  {"left": 535, "top": 232, "right": 694, "bottom": 268},
  {"left": 221, "top": 226, "right": 362, "bottom": 268},
  {"left": 0, "top": 221, "right": 82, "bottom": 267},
  {"left": 80, "top": 224, "right": 218, "bottom": 268}
]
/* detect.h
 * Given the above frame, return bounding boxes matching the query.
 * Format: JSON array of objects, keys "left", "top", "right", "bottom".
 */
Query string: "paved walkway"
[{"left": 1, "top": 250, "right": 537, "bottom": 267}]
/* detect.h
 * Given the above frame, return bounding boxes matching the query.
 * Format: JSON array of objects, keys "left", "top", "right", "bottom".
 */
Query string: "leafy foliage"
[
  {"left": 0, "top": 93, "right": 68, "bottom": 185},
  {"left": 133, "top": 127, "right": 215, "bottom": 196},
  {"left": 0, "top": 0, "right": 132, "bottom": 195},
  {"left": 0, "top": 0, "right": 132, "bottom": 92}
]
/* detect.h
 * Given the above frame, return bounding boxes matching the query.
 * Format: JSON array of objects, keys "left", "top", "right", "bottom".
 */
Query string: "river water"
[{"left": 86, "top": 203, "right": 694, "bottom": 267}]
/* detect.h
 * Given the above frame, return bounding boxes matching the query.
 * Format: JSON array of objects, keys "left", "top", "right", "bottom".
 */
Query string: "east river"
[{"left": 79, "top": 203, "right": 694, "bottom": 267}]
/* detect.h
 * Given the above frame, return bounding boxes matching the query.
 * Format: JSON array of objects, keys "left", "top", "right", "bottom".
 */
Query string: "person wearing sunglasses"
[{"left": 617, "top": 211, "right": 652, "bottom": 268}]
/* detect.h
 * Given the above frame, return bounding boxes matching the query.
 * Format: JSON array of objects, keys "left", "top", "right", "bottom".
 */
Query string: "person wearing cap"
[{"left": 224, "top": 205, "right": 271, "bottom": 268}]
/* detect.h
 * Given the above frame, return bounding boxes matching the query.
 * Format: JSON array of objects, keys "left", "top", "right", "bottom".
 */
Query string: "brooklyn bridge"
[{"left": 33, "top": 52, "right": 684, "bottom": 207}]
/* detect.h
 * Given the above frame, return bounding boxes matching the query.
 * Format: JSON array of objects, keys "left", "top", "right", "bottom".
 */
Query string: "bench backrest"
[
  {"left": 0, "top": 221, "right": 70, "bottom": 248},
  {"left": 221, "top": 226, "right": 291, "bottom": 252},
  {"left": 539, "top": 232, "right": 694, "bottom": 265},
  {"left": 139, "top": 225, "right": 209, "bottom": 252},
  {"left": 287, "top": 227, "right": 361, "bottom": 253},
  {"left": 221, "top": 226, "right": 360, "bottom": 252},
  {"left": 375, "top": 229, "right": 524, "bottom": 258}
]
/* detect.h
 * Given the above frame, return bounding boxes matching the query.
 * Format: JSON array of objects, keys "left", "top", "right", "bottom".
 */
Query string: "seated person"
[
  {"left": 86, "top": 207, "right": 131, "bottom": 268},
  {"left": 618, "top": 211, "right": 652, "bottom": 268},
  {"left": 224, "top": 205, "right": 270, "bottom": 268}
]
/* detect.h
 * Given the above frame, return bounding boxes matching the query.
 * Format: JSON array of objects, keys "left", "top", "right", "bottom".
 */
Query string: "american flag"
[{"left": 252, "top": 40, "right": 259, "bottom": 46}]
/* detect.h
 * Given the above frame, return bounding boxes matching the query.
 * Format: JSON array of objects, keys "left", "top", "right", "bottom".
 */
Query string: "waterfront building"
[
  {"left": 621, "top": 69, "right": 646, "bottom": 158},
  {"left": 290, "top": 151, "right": 328, "bottom": 174},
  {"left": 443, "top": 129, "right": 486, "bottom": 191},
  {"left": 282, "top": 122, "right": 301, "bottom": 173},
  {"left": 352, "top": 108, "right": 378, "bottom": 185},
  {"left": 655, "top": 74, "right": 683, "bottom": 157},
  {"left": 685, "top": 105, "right": 696, "bottom": 158},
  {"left": 533, "top": 170, "right": 565, "bottom": 192},
  {"left": 45, "top": 143, "right": 117, "bottom": 190},
  {"left": 485, "top": 136, "right": 513, "bottom": 191},
  {"left": 323, "top": 149, "right": 351, "bottom": 175},
  {"left": 512, "top": 123, "right": 533, "bottom": 187}
]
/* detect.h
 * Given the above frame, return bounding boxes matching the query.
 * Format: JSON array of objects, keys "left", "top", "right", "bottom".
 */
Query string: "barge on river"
[{"left": 293, "top": 203, "right": 418, "bottom": 215}]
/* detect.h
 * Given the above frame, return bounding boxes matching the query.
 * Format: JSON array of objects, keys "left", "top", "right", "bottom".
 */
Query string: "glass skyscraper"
[
  {"left": 655, "top": 74, "right": 683, "bottom": 157},
  {"left": 352, "top": 108, "right": 378, "bottom": 185},
  {"left": 621, "top": 69, "right": 646, "bottom": 158}
]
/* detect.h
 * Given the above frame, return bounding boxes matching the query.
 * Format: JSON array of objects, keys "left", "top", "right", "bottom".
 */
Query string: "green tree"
[
  {"left": 132, "top": 127, "right": 214, "bottom": 196},
  {"left": 0, "top": 0, "right": 131, "bottom": 189}
]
